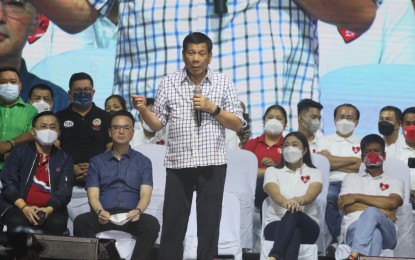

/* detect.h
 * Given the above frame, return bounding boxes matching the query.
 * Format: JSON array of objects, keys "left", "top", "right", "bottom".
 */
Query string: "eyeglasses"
[
  {"left": 111, "top": 125, "right": 133, "bottom": 131},
  {"left": 1, "top": 0, "right": 30, "bottom": 18},
  {"left": 71, "top": 88, "right": 94, "bottom": 94}
]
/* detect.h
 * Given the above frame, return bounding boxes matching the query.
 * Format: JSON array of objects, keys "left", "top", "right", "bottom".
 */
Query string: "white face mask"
[
  {"left": 302, "top": 117, "right": 320, "bottom": 133},
  {"left": 264, "top": 119, "right": 284, "bottom": 135},
  {"left": 142, "top": 120, "right": 154, "bottom": 133},
  {"left": 32, "top": 99, "right": 51, "bottom": 113},
  {"left": 336, "top": 119, "right": 356, "bottom": 136},
  {"left": 34, "top": 129, "right": 59, "bottom": 146},
  {"left": 283, "top": 146, "right": 304, "bottom": 163},
  {"left": 0, "top": 83, "right": 20, "bottom": 102}
]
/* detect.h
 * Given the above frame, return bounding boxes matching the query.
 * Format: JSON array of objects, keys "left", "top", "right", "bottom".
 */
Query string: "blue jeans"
[
  {"left": 325, "top": 181, "right": 342, "bottom": 242},
  {"left": 346, "top": 207, "right": 397, "bottom": 256},
  {"left": 264, "top": 211, "right": 320, "bottom": 259}
]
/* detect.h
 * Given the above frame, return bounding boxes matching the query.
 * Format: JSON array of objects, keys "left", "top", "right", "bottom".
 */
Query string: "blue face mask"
[
  {"left": 0, "top": 83, "right": 20, "bottom": 103},
  {"left": 73, "top": 91, "right": 93, "bottom": 108}
]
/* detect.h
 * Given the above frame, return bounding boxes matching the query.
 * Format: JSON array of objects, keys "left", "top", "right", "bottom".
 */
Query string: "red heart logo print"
[
  {"left": 301, "top": 176, "right": 310, "bottom": 184},
  {"left": 352, "top": 146, "right": 360, "bottom": 154},
  {"left": 380, "top": 183, "right": 390, "bottom": 191}
]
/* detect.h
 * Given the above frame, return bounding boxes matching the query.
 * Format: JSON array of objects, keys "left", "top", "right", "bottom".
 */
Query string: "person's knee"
[
  {"left": 148, "top": 216, "right": 160, "bottom": 234},
  {"left": 362, "top": 206, "right": 382, "bottom": 217}
]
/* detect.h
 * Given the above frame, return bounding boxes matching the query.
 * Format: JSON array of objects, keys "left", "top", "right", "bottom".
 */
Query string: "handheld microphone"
[
  {"left": 214, "top": 0, "right": 228, "bottom": 14},
  {"left": 194, "top": 86, "right": 202, "bottom": 127}
]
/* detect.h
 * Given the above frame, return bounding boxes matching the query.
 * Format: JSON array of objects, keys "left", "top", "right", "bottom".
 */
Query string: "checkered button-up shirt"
[
  {"left": 153, "top": 68, "right": 242, "bottom": 169},
  {"left": 89, "top": 0, "right": 382, "bottom": 135}
]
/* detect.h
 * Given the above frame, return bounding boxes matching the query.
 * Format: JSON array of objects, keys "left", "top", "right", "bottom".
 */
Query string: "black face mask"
[
  {"left": 378, "top": 121, "right": 395, "bottom": 136},
  {"left": 107, "top": 110, "right": 118, "bottom": 116}
]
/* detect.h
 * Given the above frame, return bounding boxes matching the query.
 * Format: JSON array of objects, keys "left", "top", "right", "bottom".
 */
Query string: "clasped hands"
[{"left": 283, "top": 197, "right": 303, "bottom": 213}]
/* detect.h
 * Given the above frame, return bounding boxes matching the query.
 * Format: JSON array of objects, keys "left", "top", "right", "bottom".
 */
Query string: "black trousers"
[
  {"left": 2, "top": 206, "right": 67, "bottom": 235},
  {"left": 158, "top": 165, "right": 227, "bottom": 260},
  {"left": 264, "top": 211, "right": 320, "bottom": 260},
  {"left": 73, "top": 212, "right": 160, "bottom": 260}
]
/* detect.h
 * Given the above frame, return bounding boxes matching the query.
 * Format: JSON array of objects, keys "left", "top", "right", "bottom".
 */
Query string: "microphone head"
[{"left": 194, "top": 86, "right": 202, "bottom": 94}]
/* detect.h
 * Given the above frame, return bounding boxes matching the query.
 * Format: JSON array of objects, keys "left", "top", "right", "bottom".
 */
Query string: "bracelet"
[
  {"left": 7, "top": 139, "right": 15, "bottom": 150},
  {"left": 135, "top": 208, "right": 143, "bottom": 215},
  {"left": 21, "top": 205, "right": 28, "bottom": 211}
]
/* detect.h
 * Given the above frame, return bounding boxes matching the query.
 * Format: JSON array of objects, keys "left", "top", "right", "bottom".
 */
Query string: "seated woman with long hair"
[{"left": 263, "top": 131, "right": 323, "bottom": 260}]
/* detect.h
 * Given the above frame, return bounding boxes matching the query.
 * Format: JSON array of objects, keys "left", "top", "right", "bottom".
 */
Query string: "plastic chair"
[
  {"left": 183, "top": 191, "right": 242, "bottom": 260},
  {"left": 134, "top": 144, "right": 167, "bottom": 245},
  {"left": 260, "top": 197, "right": 319, "bottom": 260},
  {"left": 311, "top": 154, "right": 330, "bottom": 254},
  {"left": 224, "top": 149, "right": 258, "bottom": 250}
]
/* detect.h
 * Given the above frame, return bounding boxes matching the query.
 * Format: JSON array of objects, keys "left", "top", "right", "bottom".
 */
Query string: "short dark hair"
[
  {"left": 297, "top": 99, "right": 323, "bottom": 115},
  {"left": 277, "top": 131, "right": 316, "bottom": 169},
  {"left": 402, "top": 107, "right": 415, "bottom": 121},
  {"left": 0, "top": 67, "right": 20, "bottom": 78},
  {"left": 32, "top": 111, "right": 59, "bottom": 127},
  {"left": 182, "top": 32, "right": 213, "bottom": 53},
  {"left": 380, "top": 106, "right": 402, "bottom": 122},
  {"left": 110, "top": 110, "right": 135, "bottom": 126},
  {"left": 360, "top": 134, "right": 385, "bottom": 153},
  {"left": 262, "top": 104, "right": 287, "bottom": 124},
  {"left": 105, "top": 95, "right": 127, "bottom": 111},
  {"left": 69, "top": 72, "right": 94, "bottom": 89},
  {"left": 29, "top": 84, "right": 54, "bottom": 100},
  {"left": 334, "top": 103, "right": 360, "bottom": 120}
]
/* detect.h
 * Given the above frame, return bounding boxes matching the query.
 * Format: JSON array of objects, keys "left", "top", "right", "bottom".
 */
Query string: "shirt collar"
[
  {"left": 258, "top": 133, "right": 284, "bottom": 147},
  {"left": 108, "top": 147, "right": 133, "bottom": 161},
  {"left": 180, "top": 67, "right": 212, "bottom": 85},
  {"left": 333, "top": 132, "right": 359, "bottom": 142},
  {"left": 361, "top": 170, "right": 386, "bottom": 180},
  {"left": 281, "top": 164, "right": 306, "bottom": 174},
  {"left": 0, "top": 97, "right": 26, "bottom": 107}
]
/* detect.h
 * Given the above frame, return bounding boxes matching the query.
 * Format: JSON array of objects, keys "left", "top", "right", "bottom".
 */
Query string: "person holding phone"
[{"left": 0, "top": 112, "right": 74, "bottom": 235}]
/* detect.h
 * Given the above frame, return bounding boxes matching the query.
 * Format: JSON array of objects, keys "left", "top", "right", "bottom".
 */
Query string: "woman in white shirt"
[{"left": 264, "top": 131, "right": 323, "bottom": 260}]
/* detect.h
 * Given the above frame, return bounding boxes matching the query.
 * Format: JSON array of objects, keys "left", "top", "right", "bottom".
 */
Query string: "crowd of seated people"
[
  {"left": 1, "top": 0, "right": 415, "bottom": 258},
  {"left": 1, "top": 67, "right": 414, "bottom": 260}
]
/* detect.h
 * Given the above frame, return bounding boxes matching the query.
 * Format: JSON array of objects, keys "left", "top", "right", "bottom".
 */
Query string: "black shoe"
[{"left": 325, "top": 242, "right": 338, "bottom": 257}]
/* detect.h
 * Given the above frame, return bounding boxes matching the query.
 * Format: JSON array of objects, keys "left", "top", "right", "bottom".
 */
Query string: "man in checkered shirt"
[
  {"left": 31, "top": 0, "right": 380, "bottom": 137},
  {"left": 133, "top": 32, "right": 243, "bottom": 260}
]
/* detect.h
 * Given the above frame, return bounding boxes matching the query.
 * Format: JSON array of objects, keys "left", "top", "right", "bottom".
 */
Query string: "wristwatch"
[
  {"left": 210, "top": 106, "right": 221, "bottom": 116},
  {"left": 96, "top": 209, "right": 103, "bottom": 215}
]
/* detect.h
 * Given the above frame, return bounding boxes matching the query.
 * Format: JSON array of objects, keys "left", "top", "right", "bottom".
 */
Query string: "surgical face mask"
[
  {"left": 378, "top": 121, "right": 395, "bottom": 136},
  {"left": 107, "top": 110, "right": 118, "bottom": 116},
  {"left": 336, "top": 119, "right": 356, "bottom": 136},
  {"left": 264, "top": 119, "right": 284, "bottom": 135},
  {"left": 32, "top": 99, "right": 51, "bottom": 113},
  {"left": 302, "top": 116, "right": 320, "bottom": 133},
  {"left": 363, "top": 152, "right": 384, "bottom": 169},
  {"left": 0, "top": 83, "right": 19, "bottom": 102},
  {"left": 34, "top": 129, "right": 59, "bottom": 146},
  {"left": 404, "top": 125, "right": 415, "bottom": 141},
  {"left": 73, "top": 91, "right": 93, "bottom": 108},
  {"left": 283, "top": 146, "right": 304, "bottom": 163},
  {"left": 142, "top": 120, "right": 154, "bottom": 133}
]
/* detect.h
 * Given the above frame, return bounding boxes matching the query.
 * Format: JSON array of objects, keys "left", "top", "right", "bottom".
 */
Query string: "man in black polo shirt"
[{"left": 56, "top": 72, "right": 112, "bottom": 234}]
